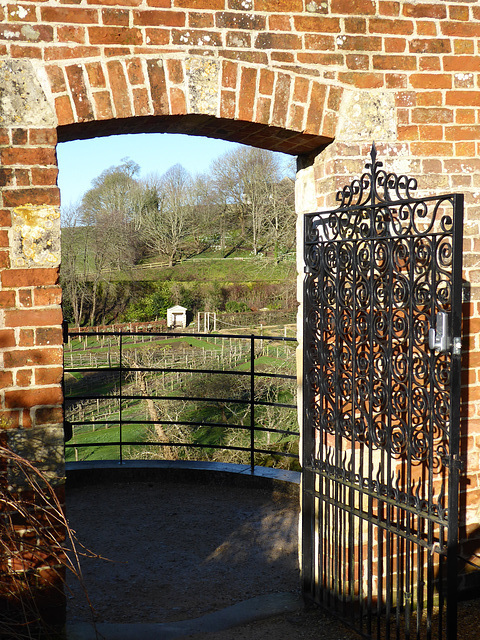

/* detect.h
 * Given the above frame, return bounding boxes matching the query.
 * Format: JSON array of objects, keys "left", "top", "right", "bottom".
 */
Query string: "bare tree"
[
  {"left": 189, "top": 172, "right": 223, "bottom": 254},
  {"left": 81, "top": 158, "right": 145, "bottom": 270},
  {"left": 265, "top": 176, "right": 296, "bottom": 261},
  {"left": 60, "top": 204, "right": 91, "bottom": 327},
  {"left": 210, "top": 147, "right": 294, "bottom": 256},
  {"left": 137, "top": 164, "right": 194, "bottom": 267},
  {"left": 78, "top": 159, "right": 146, "bottom": 324}
]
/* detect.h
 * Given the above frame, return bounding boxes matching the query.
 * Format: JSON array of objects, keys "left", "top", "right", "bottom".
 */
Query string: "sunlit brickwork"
[{"left": 1, "top": 0, "right": 480, "bottom": 619}]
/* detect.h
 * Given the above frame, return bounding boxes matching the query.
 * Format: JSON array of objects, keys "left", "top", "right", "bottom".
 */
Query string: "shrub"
[
  {"left": 123, "top": 282, "right": 173, "bottom": 322},
  {"left": 225, "top": 300, "right": 249, "bottom": 313}
]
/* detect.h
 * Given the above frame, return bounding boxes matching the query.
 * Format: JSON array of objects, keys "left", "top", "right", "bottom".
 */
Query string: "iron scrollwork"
[
  {"left": 304, "top": 144, "right": 457, "bottom": 470},
  {"left": 310, "top": 142, "right": 456, "bottom": 244},
  {"left": 302, "top": 143, "right": 463, "bottom": 640}
]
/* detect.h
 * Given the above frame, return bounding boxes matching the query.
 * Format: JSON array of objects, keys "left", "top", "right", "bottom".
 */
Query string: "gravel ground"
[
  {"left": 66, "top": 480, "right": 304, "bottom": 624},
  {"left": 183, "top": 607, "right": 361, "bottom": 640},
  {"left": 65, "top": 478, "right": 479, "bottom": 640}
]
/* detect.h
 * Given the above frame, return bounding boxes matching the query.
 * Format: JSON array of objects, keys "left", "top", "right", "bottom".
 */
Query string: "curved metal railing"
[{"left": 63, "top": 329, "right": 298, "bottom": 472}]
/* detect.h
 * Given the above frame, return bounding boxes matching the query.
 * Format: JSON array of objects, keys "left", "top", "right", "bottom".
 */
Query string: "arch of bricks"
[{"left": 2, "top": 0, "right": 480, "bottom": 625}]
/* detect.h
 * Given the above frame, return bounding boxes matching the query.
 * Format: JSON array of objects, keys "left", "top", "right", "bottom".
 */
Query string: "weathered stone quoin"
[{"left": 2, "top": 0, "right": 480, "bottom": 619}]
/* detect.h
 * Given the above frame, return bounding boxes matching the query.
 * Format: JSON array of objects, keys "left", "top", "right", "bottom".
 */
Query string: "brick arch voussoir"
[{"left": 50, "top": 55, "right": 338, "bottom": 155}]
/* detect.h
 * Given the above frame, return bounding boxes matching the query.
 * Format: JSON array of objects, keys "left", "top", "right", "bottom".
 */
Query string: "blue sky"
[{"left": 57, "top": 133, "right": 286, "bottom": 210}]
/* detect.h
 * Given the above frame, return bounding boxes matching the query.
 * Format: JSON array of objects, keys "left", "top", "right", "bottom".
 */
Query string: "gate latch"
[{"left": 428, "top": 312, "right": 451, "bottom": 353}]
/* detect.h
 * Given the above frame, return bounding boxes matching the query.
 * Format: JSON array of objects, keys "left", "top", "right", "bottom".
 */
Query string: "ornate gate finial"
[
  {"left": 365, "top": 142, "right": 382, "bottom": 174},
  {"left": 335, "top": 142, "right": 418, "bottom": 209}
]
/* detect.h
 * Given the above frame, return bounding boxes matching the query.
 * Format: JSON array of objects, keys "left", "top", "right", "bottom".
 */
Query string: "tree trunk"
[
  {"left": 168, "top": 248, "right": 177, "bottom": 267},
  {"left": 89, "top": 281, "right": 97, "bottom": 326}
]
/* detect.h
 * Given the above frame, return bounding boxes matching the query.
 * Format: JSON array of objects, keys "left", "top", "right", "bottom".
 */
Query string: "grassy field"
[
  {"left": 133, "top": 254, "right": 296, "bottom": 283},
  {"left": 63, "top": 224, "right": 295, "bottom": 285}
]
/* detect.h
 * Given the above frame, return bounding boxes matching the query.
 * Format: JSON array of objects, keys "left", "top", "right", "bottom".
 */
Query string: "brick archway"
[
  {"left": 1, "top": 48, "right": 343, "bottom": 430},
  {"left": 3, "top": 0, "right": 480, "bottom": 630},
  {"left": 53, "top": 55, "right": 337, "bottom": 153}
]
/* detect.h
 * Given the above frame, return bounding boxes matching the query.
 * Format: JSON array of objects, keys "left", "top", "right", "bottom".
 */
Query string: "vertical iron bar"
[
  {"left": 355, "top": 235, "right": 366, "bottom": 635},
  {"left": 119, "top": 330, "right": 123, "bottom": 465},
  {"left": 302, "top": 216, "right": 316, "bottom": 602},
  {"left": 317, "top": 244, "right": 326, "bottom": 607},
  {"left": 368, "top": 151, "right": 377, "bottom": 639},
  {"left": 250, "top": 334, "right": 255, "bottom": 474},
  {"left": 358, "top": 447, "right": 365, "bottom": 637},
  {"left": 367, "top": 232, "right": 375, "bottom": 639},
  {"left": 446, "top": 193, "right": 464, "bottom": 640},
  {"left": 416, "top": 516, "right": 422, "bottom": 640},
  {"left": 318, "top": 335, "right": 326, "bottom": 606},
  {"left": 396, "top": 484, "right": 402, "bottom": 640},
  {"left": 385, "top": 231, "right": 394, "bottom": 640},
  {"left": 426, "top": 229, "right": 438, "bottom": 640},
  {"left": 334, "top": 241, "right": 341, "bottom": 611},
  {"left": 438, "top": 523, "right": 446, "bottom": 640},
  {"left": 350, "top": 237, "right": 359, "bottom": 630},
  {"left": 404, "top": 233, "right": 416, "bottom": 640},
  {"left": 425, "top": 229, "right": 436, "bottom": 640},
  {"left": 342, "top": 470, "right": 346, "bottom": 616},
  {"left": 326, "top": 471, "right": 331, "bottom": 607},
  {"left": 426, "top": 517, "right": 434, "bottom": 640}
]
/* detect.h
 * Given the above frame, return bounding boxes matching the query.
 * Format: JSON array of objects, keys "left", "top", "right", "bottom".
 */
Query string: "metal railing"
[{"left": 63, "top": 329, "right": 298, "bottom": 472}]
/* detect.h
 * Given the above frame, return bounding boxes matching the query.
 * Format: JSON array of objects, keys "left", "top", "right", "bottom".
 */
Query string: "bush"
[
  {"left": 225, "top": 300, "right": 249, "bottom": 313},
  {"left": 123, "top": 282, "right": 173, "bottom": 322}
]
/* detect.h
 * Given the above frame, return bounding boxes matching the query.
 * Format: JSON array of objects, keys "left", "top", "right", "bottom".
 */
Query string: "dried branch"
[{"left": 0, "top": 445, "right": 99, "bottom": 639}]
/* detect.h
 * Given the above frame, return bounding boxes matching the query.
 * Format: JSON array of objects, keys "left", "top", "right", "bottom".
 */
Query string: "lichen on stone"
[
  {"left": 186, "top": 58, "right": 220, "bottom": 116},
  {"left": 12, "top": 204, "right": 60, "bottom": 268},
  {"left": 338, "top": 90, "right": 397, "bottom": 142},
  {"left": 0, "top": 59, "right": 55, "bottom": 127},
  {"left": 306, "top": 1, "right": 328, "bottom": 13},
  {"left": 20, "top": 24, "right": 40, "bottom": 41}
]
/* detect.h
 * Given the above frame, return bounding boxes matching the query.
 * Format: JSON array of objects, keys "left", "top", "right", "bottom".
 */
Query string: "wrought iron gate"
[{"left": 302, "top": 144, "right": 463, "bottom": 639}]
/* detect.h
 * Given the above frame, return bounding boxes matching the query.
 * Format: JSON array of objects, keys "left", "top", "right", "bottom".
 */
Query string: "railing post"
[
  {"left": 250, "top": 334, "right": 255, "bottom": 474},
  {"left": 119, "top": 330, "right": 123, "bottom": 465}
]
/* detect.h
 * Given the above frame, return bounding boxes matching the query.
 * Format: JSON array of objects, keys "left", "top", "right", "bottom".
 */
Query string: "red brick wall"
[
  {"left": 2, "top": 0, "right": 480, "bottom": 607},
  {"left": 0, "top": 135, "right": 62, "bottom": 431}
]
